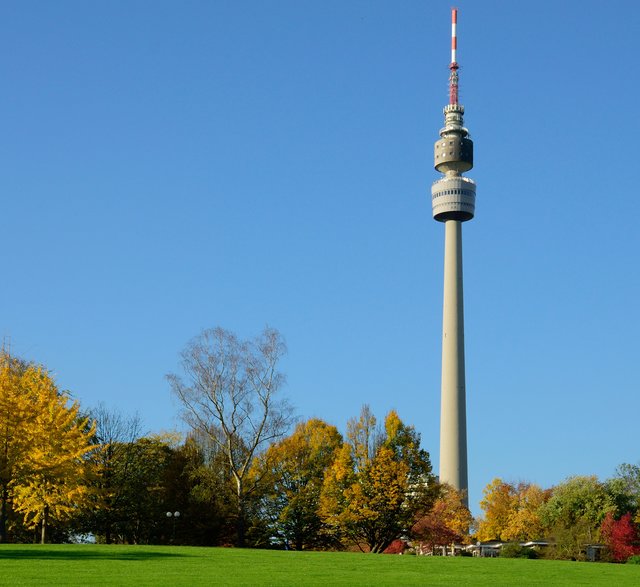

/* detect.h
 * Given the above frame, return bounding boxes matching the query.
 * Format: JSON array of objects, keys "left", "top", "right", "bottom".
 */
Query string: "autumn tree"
[
  {"left": 600, "top": 512, "right": 640, "bottom": 562},
  {"left": 0, "top": 353, "right": 99, "bottom": 542},
  {"left": 319, "top": 406, "right": 437, "bottom": 553},
  {"left": 7, "top": 364, "right": 96, "bottom": 543},
  {"left": 0, "top": 353, "right": 98, "bottom": 543},
  {"left": 168, "top": 326, "right": 293, "bottom": 546},
  {"left": 412, "top": 484, "right": 473, "bottom": 552},
  {"left": 252, "top": 418, "right": 342, "bottom": 550},
  {"left": 476, "top": 478, "right": 550, "bottom": 542},
  {"left": 504, "top": 482, "right": 551, "bottom": 541},
  {"left": 0, "top": 352, "right": 32, "bottom": 542},
  {"left": 475, "top": 478, "right": 514, "bottom": 541}
]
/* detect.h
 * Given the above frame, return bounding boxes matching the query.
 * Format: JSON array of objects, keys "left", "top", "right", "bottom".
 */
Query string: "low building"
[{"left": 468, "top": 541, "right": 503, "bottom": 557}]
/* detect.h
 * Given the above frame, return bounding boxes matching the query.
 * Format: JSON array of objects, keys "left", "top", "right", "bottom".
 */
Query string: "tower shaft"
[{"left": 439, "top": 220, "right": 468, "bottom": 501}]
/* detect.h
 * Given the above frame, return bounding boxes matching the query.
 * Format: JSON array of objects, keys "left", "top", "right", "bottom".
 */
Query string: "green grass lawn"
[{"left": 0, "top": 545, "right": 638, "bottom": 586}]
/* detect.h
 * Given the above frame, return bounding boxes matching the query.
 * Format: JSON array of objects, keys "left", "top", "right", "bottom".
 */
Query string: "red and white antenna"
[
  {"left": 449, "top": 8, "right": 459, "bottom": 105},
  {"left": 451, "top": 8, "right": 458, "bottom": 65}
]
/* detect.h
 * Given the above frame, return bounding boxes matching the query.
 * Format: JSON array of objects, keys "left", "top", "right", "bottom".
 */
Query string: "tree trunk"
[
  {"left": 235, "top": 478, "right": 245, "bottom": 547},
  {"left": 40, "top": 507, "right": 48, "bottom": 544},
  {"left": 236, "top": 501, "right": 245, "bottom": 547},
  {"left": 1, "top": 436, "right": 8, "bottom": 543},
  {"left": 0, "top": 485, "right": 7, "bottom": 543}
]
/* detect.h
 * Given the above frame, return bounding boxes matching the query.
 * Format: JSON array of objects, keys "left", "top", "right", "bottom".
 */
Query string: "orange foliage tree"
[
  {"left": 412, "top": 484, "right": 473, "bottom": 551},
  {"left": 319, "top": 406, "right": 437, "bottom": 553}
]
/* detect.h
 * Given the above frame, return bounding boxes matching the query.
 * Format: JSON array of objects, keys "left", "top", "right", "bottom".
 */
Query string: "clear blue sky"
[{"left": 2, "top": 0, "right": 639, "bottom": 514}]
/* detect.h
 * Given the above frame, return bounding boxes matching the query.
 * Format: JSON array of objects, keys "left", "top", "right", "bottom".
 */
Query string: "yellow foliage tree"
[
  {"left": 503, "top": 483, "right": 551, "bottom": 541},
  {"left": 476, "top": 478, "right": 513, "bottom": 541},
  {"left": 0, "top": 352, "right": 96, "bottom": 543},
  {"left": 0, "top": 353, "right": 36, "bottom": 542},
  {"left": 476, "top": 478, "right": 550, "bottom": 542},
  {"left": 319, "top": 407, "right": 437, "bottom": 553}
]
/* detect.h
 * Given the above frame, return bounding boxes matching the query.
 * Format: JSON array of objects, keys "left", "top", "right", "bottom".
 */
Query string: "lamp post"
[{"left": 166, "top": 511, "right": 180, "bottom": 544}]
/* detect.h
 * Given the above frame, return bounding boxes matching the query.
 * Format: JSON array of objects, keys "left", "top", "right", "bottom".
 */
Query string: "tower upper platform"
[
  {"left": 431, "top": 12, "right": 476, "bottom": 223},
  {"left": 431, "top": 103, "right": 475, "bottom": 222}
]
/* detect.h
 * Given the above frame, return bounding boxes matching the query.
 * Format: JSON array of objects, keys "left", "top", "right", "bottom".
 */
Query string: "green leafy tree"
[
  {"left": 539, "top": 475, "right": 625, "bottom": 560},
  {"left": 79, "top": 431, "right": 189, "bottom": 545},
  {"left": 177, "top": 432, "right": 239, "bottom": 546},
  {"left": 81, "top": 405, "right": 143, "bottom": 544},
  {"left": 252, "top": 418, "right": 342, "bottom": 550},
  {"left": 613, "top": 463, "right": 640, "bottom": 524},
  {"left": 111, "top": 434, "right": 182, "bottom": 544}
]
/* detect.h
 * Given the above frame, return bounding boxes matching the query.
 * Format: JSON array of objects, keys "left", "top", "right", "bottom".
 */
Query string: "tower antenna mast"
[{"left": 449, "top": 8, "right": 459, "bottom": 105}]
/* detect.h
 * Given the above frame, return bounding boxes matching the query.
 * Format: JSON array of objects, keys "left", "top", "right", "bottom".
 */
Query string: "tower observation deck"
[
  {"left": 431, "top": 7, "right": 476, "bottom": 222},
  {"left": 432, "top": 8, "right": 475, "bottom": 505}
]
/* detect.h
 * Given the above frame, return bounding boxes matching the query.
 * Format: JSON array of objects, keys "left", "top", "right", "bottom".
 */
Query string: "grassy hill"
[{"left": 1, "top": 545, "right": 639, "bottom": 586}]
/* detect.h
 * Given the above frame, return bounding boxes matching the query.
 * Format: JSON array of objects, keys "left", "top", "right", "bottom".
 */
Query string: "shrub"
[
  {"left": 383, "top": 540, "right": 406, "bottom": 554},
  {"left": 500, "top": 543, "right": 538, "bottom": 559},
  {"left": 601, "top": 512, "right": 640, "bottom": 562},
  {"left": 627, "top": 555, "right": 640, "bottom": 564}
]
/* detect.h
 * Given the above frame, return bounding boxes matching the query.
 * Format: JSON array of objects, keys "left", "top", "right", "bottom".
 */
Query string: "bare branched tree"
[
  {"left": 167, "top": 326, "right": 292, "bottom": 546},
  {"left": 90, "top": 404, "right": 144, "bottom": 544},
  {"left": 92, "top": 404, "right": 143, "bottom": 449}
]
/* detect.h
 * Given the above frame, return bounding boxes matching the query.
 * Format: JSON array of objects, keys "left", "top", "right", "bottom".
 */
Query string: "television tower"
[{"left": 432, "top": 8, "right": 475, "bottom": 504}]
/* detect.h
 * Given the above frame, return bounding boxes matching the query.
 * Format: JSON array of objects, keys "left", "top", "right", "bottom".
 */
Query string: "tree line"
[
  {"left": 474, "top": 471, "right": 640, "bottom": 562},
  {"left": 1, "top": 326, "right": 639, "bottom": 563},
  {"left": 0, "top": 327, "right": 445, "bottom": 550}
]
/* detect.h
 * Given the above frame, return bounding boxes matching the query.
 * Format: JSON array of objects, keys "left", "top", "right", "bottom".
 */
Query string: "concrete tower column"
[{"left": 439, "top": 219, "right": 468, "bottom": 500}]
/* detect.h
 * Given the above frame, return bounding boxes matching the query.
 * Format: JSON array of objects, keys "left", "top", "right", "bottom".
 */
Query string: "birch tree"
[{"left": 168, "top": 326, "right": 292, "bottom": 546}]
